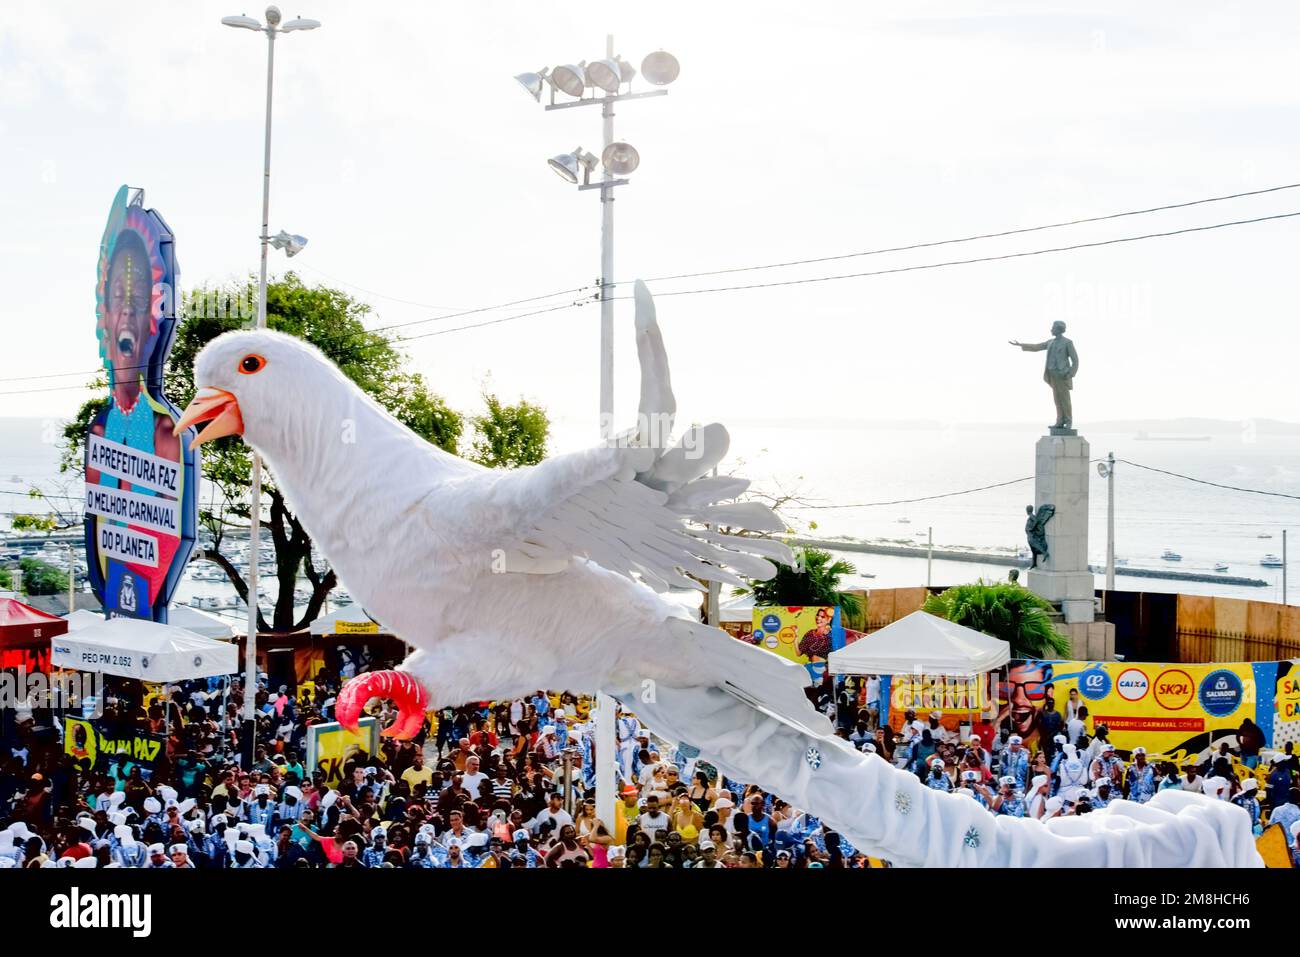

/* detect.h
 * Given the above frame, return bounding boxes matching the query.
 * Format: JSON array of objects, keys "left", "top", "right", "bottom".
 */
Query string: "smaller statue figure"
[{"left": 1024, "top": 504, "right": 1055, "bottom": 569}]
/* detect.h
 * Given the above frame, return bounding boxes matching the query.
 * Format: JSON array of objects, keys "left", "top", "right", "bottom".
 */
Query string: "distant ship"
[
  {"left": 1134, "top": 431, "right": 1212, "bottom": 442},
  {"left": 1214, "top": 562, "right": 1230, "bottom": 573},
  {"left": 1261, "top": 554, "right": 1284, "bottom": 568},
  {"left": 1161, "top": 549, "right": 1183, "bottom": 562},
  {"left": 1258, "top": 533, "right": 1273, "bottom": 539}
]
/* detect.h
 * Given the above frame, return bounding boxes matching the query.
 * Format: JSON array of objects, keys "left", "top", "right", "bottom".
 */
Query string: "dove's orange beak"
[{"left": 174, "top": 388, "right": 244, "bottom": 450}]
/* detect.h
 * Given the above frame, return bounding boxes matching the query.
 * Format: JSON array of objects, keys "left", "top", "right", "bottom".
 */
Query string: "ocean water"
[{"left": 4, "top": 416, "right": 1298, "bottom": 606}]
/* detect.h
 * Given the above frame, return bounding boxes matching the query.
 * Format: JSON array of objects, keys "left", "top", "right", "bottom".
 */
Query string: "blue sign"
[
  {"left": 1079, "top": 667, "right": 1112, "bottom": 701},
  {"left": 1198, "top": 669, "right": 1243, "bottom": 718}
]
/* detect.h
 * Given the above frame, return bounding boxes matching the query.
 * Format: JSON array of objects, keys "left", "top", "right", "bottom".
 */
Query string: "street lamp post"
[
  {"left": 1097, "top": 453, "right": 1116, "bottom": 597},
  {"left": 222, "top": 5, "right": 319, "bottom": 768},
  {"left": 518, "top": 36, "right": 678, "bottom": 439},
  {"left": 515, "top": 36, "right": 679, "bottom": 832}
]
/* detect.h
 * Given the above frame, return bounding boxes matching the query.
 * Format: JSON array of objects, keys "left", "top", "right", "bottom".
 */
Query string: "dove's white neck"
[{"left": 243, "top": 371, "right": 470, "bottom": 558}]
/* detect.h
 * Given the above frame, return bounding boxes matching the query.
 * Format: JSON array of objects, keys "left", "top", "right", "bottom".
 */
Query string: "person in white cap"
[
  {"left": 247, "top": 823, "right": 277, "bottom": 866},
  {"left": 1025, "top": 774, "right": 1052, "bottom": 819},
  {"left": 278, "top": 785, "right": 304, "bottom": 825},
  {"left": 992, "top": 776, "right": 1026, "bottom": 817},
  {"left": 956, "top": 769, "right": 991, "bottom": 808},
  {"left": 1042, "top": 795, "right": 1065, "bottom": 821},
  {"left": 112, "top": 825, "right": 147, "bottom": 868},
  {"left": 1202, "top": 776, "right": 1230, "bottom": 802},
  {"left": 232, "top": 838, "right": 263, "bottom": 868},
  {"left": 1091, "top": 779, "right": 1115, "bottom": 809},
  {"left": 1000, "top": 734, "right": 1029, "bottom": 790},
  {"left": 1089, "top": 741, "right": 1124, "bottom": 791},
  {"left": 145, "top": 843, "right": 172, "bottom": 868},
  {"left": 927, "top": 710, "right": 956, "bottom": 746},
  {"left": 1232, "top": 778, "right": 1262, "bottom": 831},
  {"left": 246, "top": 783, "right": 276, "bottom": 827},
  {"left": 1266, "top": 753, "right": 1294, "bottom": 809},
  {"left": 1048, "top": 734, "right": 1069, "bottom": 781},
  {"left": 1269, "top": 786, "right": 1300, "bottom": 849},
  {"left": 924, "top": 755, "right": 952, "bottom": 792},
  {"left": 1056, "top": 744, "right": 1089, "bottom": 803},
  {"left": 142, "top": 795, "right": 165, "bottom": 830},
  {"left": 1124, "top": 746, "right": 1157, "bottom": 803},
  {"left": 170, "top": 844, "right": 195, "bottom": 869}
]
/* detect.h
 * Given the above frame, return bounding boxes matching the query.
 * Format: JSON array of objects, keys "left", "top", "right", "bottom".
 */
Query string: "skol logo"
[{"left": 1153, "top": 668, "right": 1194, "bottom": 711}]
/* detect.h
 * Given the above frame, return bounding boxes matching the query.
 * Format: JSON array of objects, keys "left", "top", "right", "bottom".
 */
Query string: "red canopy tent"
[{"left": 0, "top": 597, "right": 67, "bottom": 672}]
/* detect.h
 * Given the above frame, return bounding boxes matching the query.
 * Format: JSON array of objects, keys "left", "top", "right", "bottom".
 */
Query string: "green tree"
[
  {"left": 58, "top": 273, "right": 464, "bottom": 634},
  {"left": 0, "top": 566, "right": 12, "bottom": 590},
  {"left": 19, "top": 558, "right": 68, "bottom": 596},
  {"left": 467, "top": 394, "right": 549, "bottom": 469},
  {"left": 738, "top": 546, "right": 861, "bottom": 618},
  {"left": 922, "top": 579, "right": 1070, "bottom": 659}
]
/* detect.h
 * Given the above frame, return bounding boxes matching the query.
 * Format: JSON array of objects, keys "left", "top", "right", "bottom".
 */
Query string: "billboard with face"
[
  {"left": 750, "top": 606, "right": 845, "bottom": 681},
  {"left": 1002, "top": 658, "right": 1300, "bottom": 761},
  {"left": 83, "top": 186, "right": 198, "bottom": 621}
]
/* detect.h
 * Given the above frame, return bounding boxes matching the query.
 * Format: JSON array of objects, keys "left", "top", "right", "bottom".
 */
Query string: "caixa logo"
[
  {"left": 1116, "top": 668, "right": 1150, "bottom": 702},
  {"left": 53, "top": 645, "right": 70, "bottom": 655},
  {"left": 1079, "top": 668, "right": 1111, "bottom": 700},
  {"left": 1198, "top": 669, "right": 1243, "bottom": 718}
]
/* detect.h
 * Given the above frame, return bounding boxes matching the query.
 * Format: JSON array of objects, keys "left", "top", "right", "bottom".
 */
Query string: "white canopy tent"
[
  {"left": 65, "top": 606, "right": 235, "bottom": 641},
  {"left": 169, "top": 604, "right": 237, "bottom": 641},
  {"left": 51, "top": 616, "right": 238, "bottom": 682},
  {"left": 826, "top": 611, "right": 1010, "bottom": 677}
]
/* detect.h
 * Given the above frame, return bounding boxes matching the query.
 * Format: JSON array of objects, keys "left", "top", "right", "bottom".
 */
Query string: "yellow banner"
[
  {"left": 306, "top": 716, "right": 381, "bottom": 785},
  {"left": 1003, "top": 659, "right": 1298, "bottom": 761},
  {"left": 334, "top": 619, "right": 379, "bottom": 635},
  {"left": 751, "top": 606, "right": 843, "bottom": 680}
]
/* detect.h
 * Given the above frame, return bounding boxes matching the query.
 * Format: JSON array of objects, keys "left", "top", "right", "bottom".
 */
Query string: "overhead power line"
[
  {"left": 793, "top": 475, "right": 1036, "bottom": 509},
  {"left": 4, "top": 183, "right": 1300, "bottom": 393},
  {"left": 1116, "top": 459, "right": 1300, "bottom": 501},
  {"left": 0, "top": 283, "right": 593, "bottom": 389},
  {"left": 612, "top": 181, "right": 1300, "bottom": 286},
  {"left": 791, "top": 457, "right": 1300, "bottom": 510},
  {"left": 618, "top": 210, "right": 1300, "bottom": 301}
]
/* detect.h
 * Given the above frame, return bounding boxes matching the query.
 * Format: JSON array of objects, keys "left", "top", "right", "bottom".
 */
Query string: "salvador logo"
[
  {"left": 119, "top": 576, "right": 137, "bottom": 614},
  {"left": 1198, "top": 669, "right": 1243, "bottom": 718}
]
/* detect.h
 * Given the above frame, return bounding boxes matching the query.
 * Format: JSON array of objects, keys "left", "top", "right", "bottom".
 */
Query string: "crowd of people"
[{"left": 2, "top": 667, "right": 1297, "bottom": 868}]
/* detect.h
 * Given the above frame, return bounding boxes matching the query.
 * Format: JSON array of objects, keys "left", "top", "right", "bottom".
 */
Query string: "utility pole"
[
  {"left": 1105, "top": 452, "right": 1115, "bottom": 593},
  {"left": 221, "top": 5, "right": 320, "bottom": 768},
  {"left": 598, "top": 33, "right": 616, "bottom": 440}
]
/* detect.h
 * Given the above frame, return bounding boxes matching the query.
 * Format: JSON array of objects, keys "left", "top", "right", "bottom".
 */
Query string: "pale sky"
[{"left": 2, "top": 1, "right": 1299, "bottom": 433}]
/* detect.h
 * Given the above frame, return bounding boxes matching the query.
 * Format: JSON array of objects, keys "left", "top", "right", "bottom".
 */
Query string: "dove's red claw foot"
[{"left": 335, "top": 670, "right": 429, "bottom": 740}]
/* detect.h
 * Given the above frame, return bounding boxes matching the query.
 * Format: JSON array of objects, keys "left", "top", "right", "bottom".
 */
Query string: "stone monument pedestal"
[{"left": 1026, "top": 431, "right": 1095, "bottom": 624}]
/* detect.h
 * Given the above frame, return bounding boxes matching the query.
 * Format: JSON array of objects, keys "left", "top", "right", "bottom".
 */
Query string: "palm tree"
[
  {"left": 738, "top": 546, "right": 861, "bottom": 618},
  {"left": 922, "top": 579, "right": 1070, "bottom": 659}
]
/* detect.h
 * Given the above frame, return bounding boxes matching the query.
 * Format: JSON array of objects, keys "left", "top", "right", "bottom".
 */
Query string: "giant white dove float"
[{"left": 176, "top": 281, "right": 1260, "bottom": 867}]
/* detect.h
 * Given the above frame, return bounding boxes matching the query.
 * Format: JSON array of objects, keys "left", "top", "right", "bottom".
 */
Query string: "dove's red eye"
[{"left": 238, "top": 354, "right": 266, "bottom": 375}]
